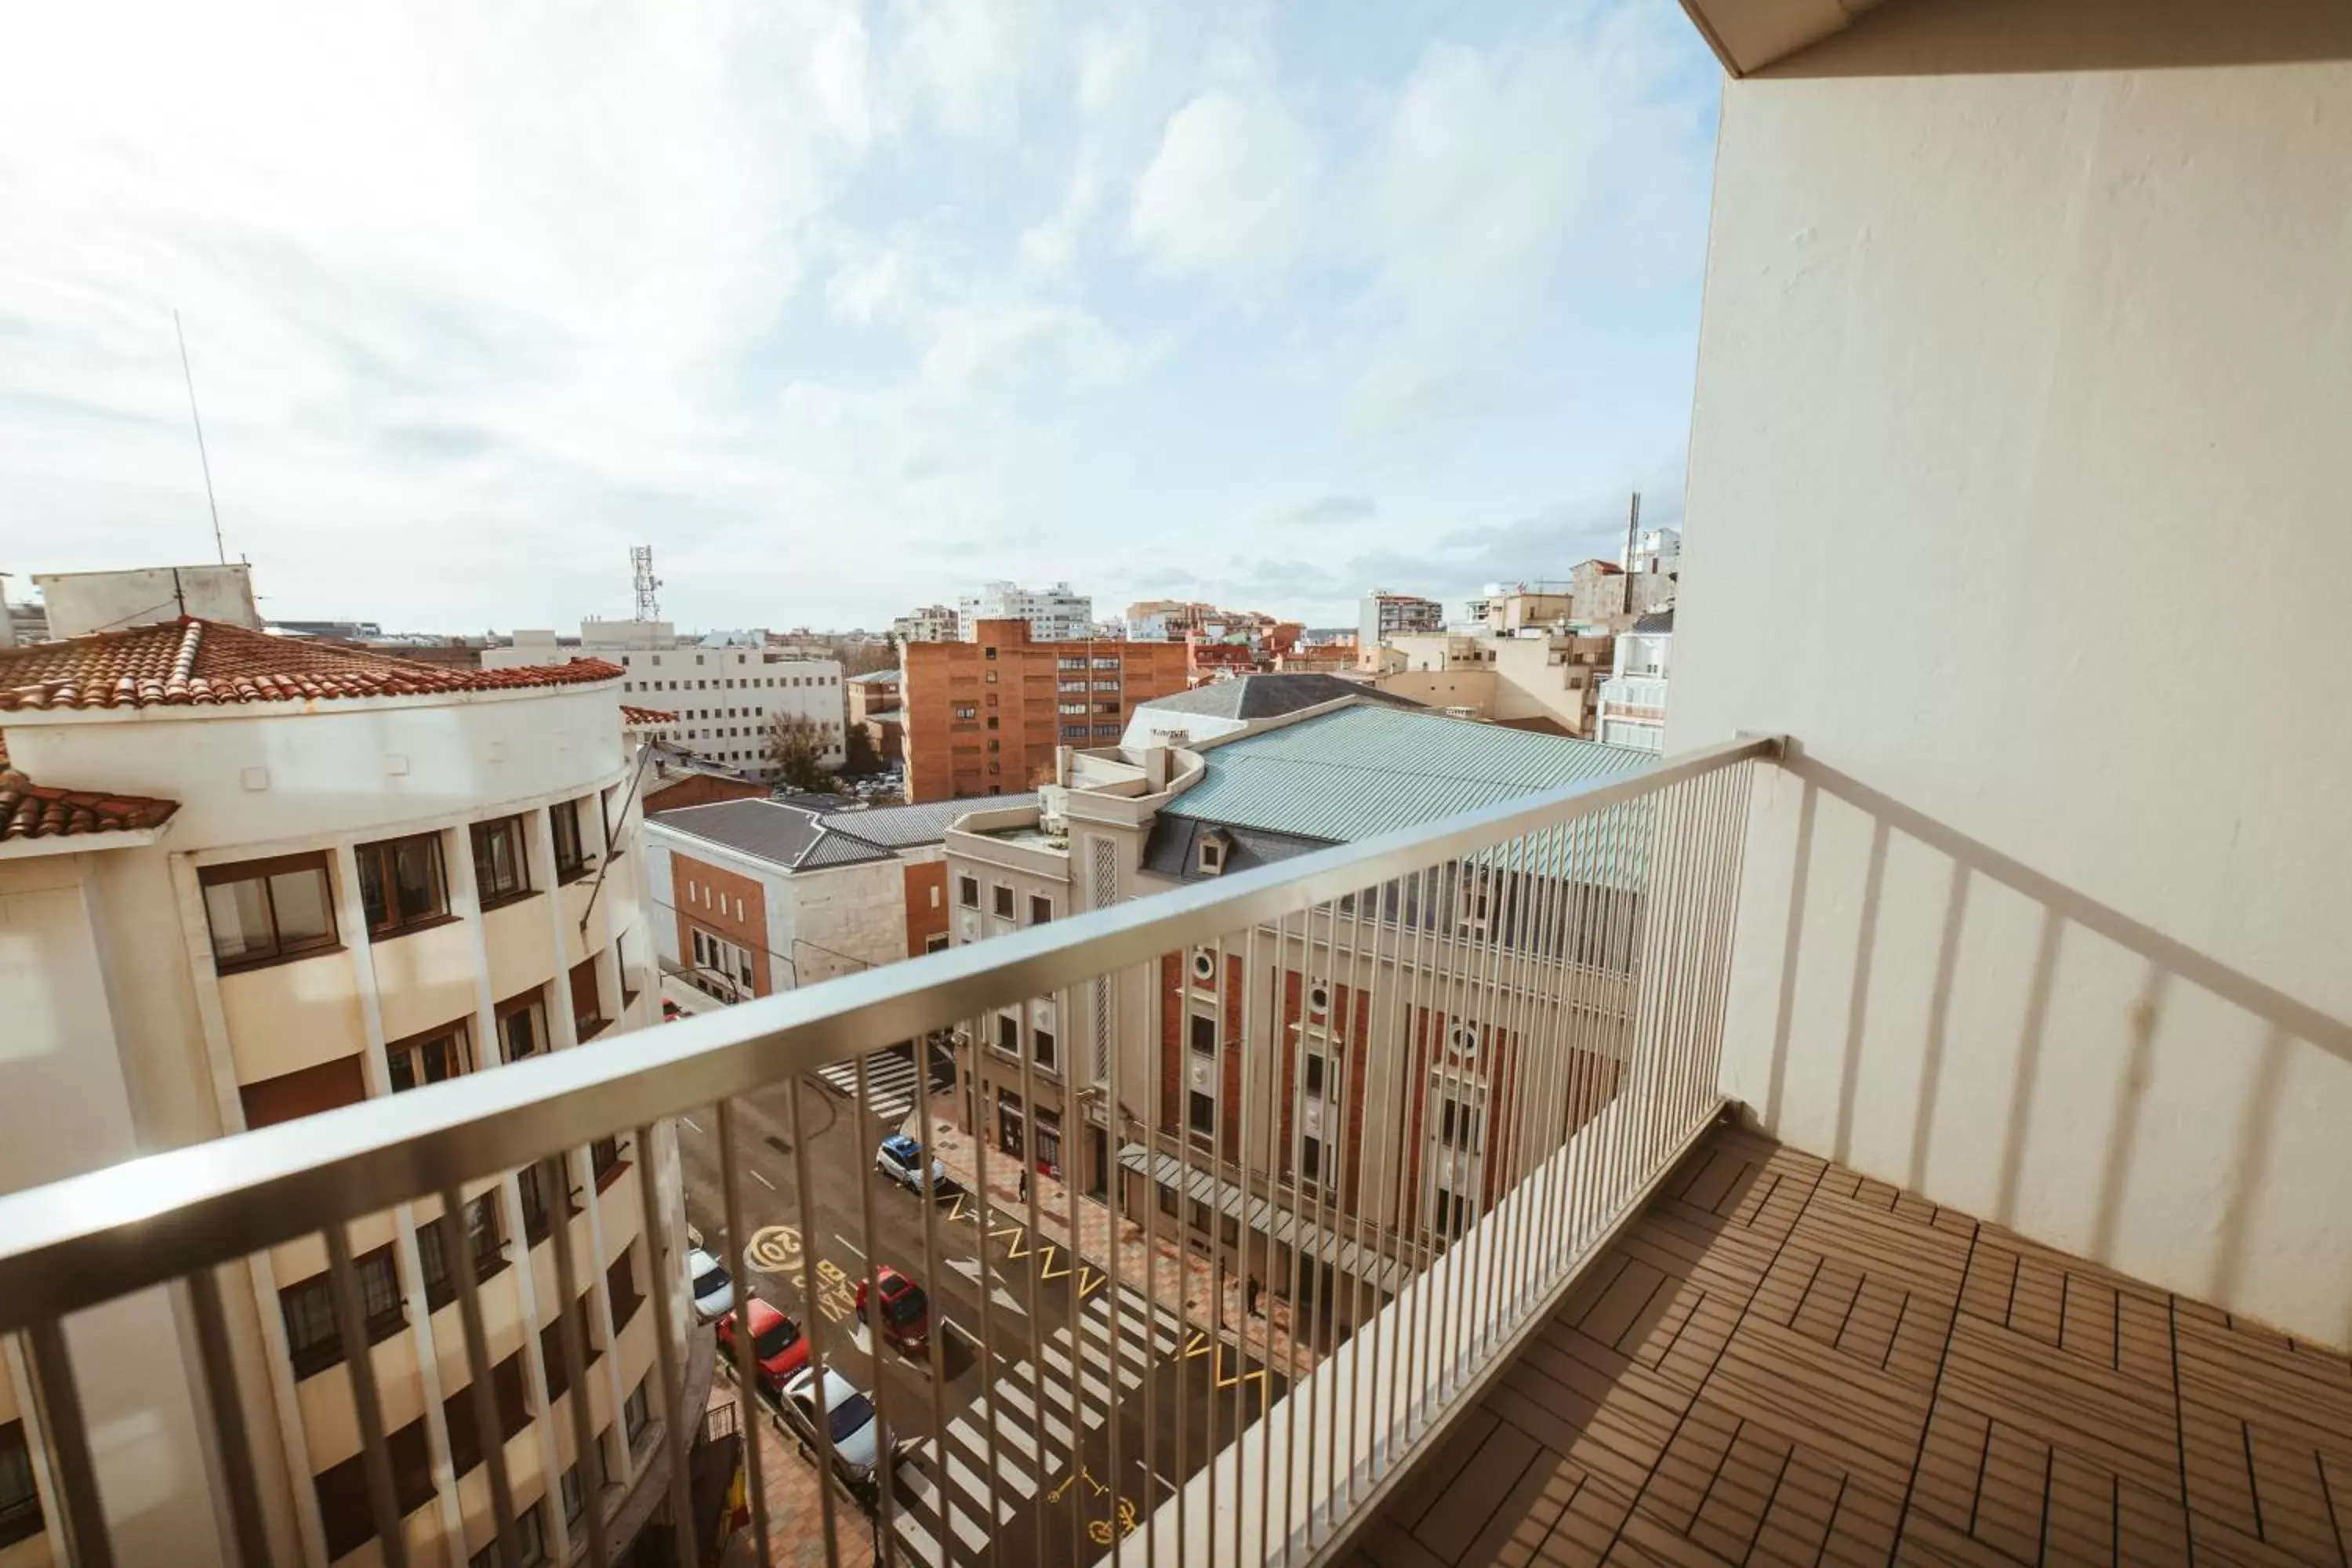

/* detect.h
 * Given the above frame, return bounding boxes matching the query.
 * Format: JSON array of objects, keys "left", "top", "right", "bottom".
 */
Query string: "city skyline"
[{"left": 1, "top": 0, "right": 1717, "bottom": 634}]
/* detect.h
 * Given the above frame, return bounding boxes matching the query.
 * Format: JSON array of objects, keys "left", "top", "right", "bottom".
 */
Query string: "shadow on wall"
[
  {"left": 1746, "top": 744, "right": 2350, "bottom": 1350},
  {"left": 1762, "top": 0, "right": 2352, "bottom": 78}
]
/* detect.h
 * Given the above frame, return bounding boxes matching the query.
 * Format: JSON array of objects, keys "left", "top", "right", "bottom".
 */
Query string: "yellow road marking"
[
  {"left": 1076, "top": 1265, "right": 1106, "bottom": 1301},
  {"left": 1038, "top": 1243, "right": 1073, "bottom": 1283}
]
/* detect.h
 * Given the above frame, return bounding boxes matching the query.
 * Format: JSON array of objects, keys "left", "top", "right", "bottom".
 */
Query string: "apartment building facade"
[
  {"left": 643, "top": 794, "right": 1040, "bottom": 1003},
  {"left": 1595, "top": 609, "right": 1674, "bottom": 753},
  {"left": 845, "top": 669, "right": 902, "bottom": 761},
  {"left": 1375, "top": 630, "right": 1617, "bottom": 738},
  {"left": 0, "top": 619, "right": 685, "bottom": 1568},
  {"left": 888, "top": 605, "right": 958, "bottom": 646},
  {"left": 1356, "top": 590, "right": 1444, "bottom": 652},
  {"left": 899, "top": 619, "right": 1189, "bottom": 804},
  {"left": 489, "top": 622, "right": 844, "bottom": 778},
  {"left": 940, "top": 702, "right": 1650, "bottom": 1318},
  {"left": 953, "top": 581, "right": 1092, "bottom": 644}
]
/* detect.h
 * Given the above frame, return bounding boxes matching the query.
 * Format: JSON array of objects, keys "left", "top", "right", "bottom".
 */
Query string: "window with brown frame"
[
  {"left": 0, "top": 1420, "right": 42, "bottom": 1549},
  {"left": 591, "top": 1134, "right": 629, "bottom": 1191},
  {"left": 539, "top": 1294, "right": 600, "bottom": 1401},
  {"left": 497, "top": 987, "right": 547, "bottom": 1064},
  {"left": 606, "top": 1245, "right": 643, "bottom": 1331},
  {"left": 387, "top": 1022, "right": 470, "bottom": 1092},
  {"left": 569, "top": 957, "right": 608, "bottom": 1040},
  {"left": 517, "top": 1163, "right": 554, "bottom": 1243},
  {"left": 240, "top": 1054, "right": 367, "bottom": 1130},
  {"left": 551, "top": 797, "right": 594, "bottom": 882},
  {"left": 200, "top": 852, "right": 339, "bottom": 970},
  {"left": 418, "top": 1193, "right": 506, "bottom": 1310},
  {"left": 470, "top": 815, "right": 533, "bottom": 907},
  {"left": 355, "top": 832, "right": 448, "bottom": 938},
  {"left": 441, "top": 1351, "right": 531, "bottom": 1478},
  {"left": 314, "top": 1414, "right": 435, "bottom": 1559},
  {"left": 281, "top": 1244, "right": 403, "bottom": 1379}
]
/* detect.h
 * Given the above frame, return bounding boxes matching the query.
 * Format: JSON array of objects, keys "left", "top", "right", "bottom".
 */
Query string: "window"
[
  {"left": 1438, "top": 1095, "right": 1480, "bottom": 1150},
  {"left": 1157, "top": 1182, "right": 1179, "bottom": 1218},
  {"left": 1300, "top": 1134, "right": 1323, "bottom": 1184},
  {"left": 1061, "top": 724, "right": 1090, "bottom": 740},
  {"left": 1432, "top": 1188, "right": 1469, "bottom": 1240},
  {"left": 591, "top": 1134, "right": 628, "bottom": 1190},
  {"left": 1304, "top": 1052, "right": 1329, "bottom": 1100},
  {"left": 607, "top": 1244, "right": 644, "bottom": 1329},
  {"left": 0, "top": 1424, "right": 37, "bottom": 1548},
  {"left": 1189, "top": 1014, "right": 1215, "bottom": 1058},
  {"left": 1308, "top": 982, "right": 1331, "bottom": 1019},
  {"left": 464, "top": 1504, "right": 546, "bottom": 1568},
  {"left": 201, "top": 853, "right": 338, "bottom": 969},
  {"left": 551, "top": 798, "right": 591, "bottom": 882},
  {"left": 470, "top": 815, "right": 532, "bottom": 906},
  {"left": 1060, "top": 702, "right": 1088, "bottom": 716},
  {"left": 419, "top": 1194, "right": 504, "bottom": 1308},
  {"left": 1029, "top": 895, "right": 1051, "bottom": 924},
  {"left": 1033, "top": 1025, "right": 1056, "bottom": 1072},
  {"left": 240, "top": 1055, "right": 367, "bottom": 1130},
  {"left": 993, "top": 884, "right": 1014, "bottom": 919},
  {"left": 925, "top": 932, "right": 950, "bottom": 954},
  {"left": 1197, "top": 837, "right": 1225, "bottom": 876},
  {"left": 281, "top": 1244, "right": 402, "bottom": 1378},
  {"left": 571, "top": 956, "right": 609, "bottom": 1036},
  {"left": 499, "top": 989, "right": 546, "bottom": 1063},
  {"left": 958, "top": 876, "right": 979, "bottom": 909},
  {"left": 517, "top": 1164, "right": 555, "bottom": 1243},
  {"left": 953, "top": 703, "right": 978, "bottom": 721},
  {"left": 996, "top": 1014, "right": 1020, "bottom": 1055},
  {"left": 624, "top": 1377, "right": 651, "bottom": 1446},
  {"left": 1189, "top": 1089, "right": 1215, "bottom": 1137},
  {"left": 356, "top": 832, "right": 448, "bottom": 937},
  {"left": 560, "top": 1465, "right": 586, "bottom": 1530},
  {"left": 1190, "top": 948, "right": 1218, "bottom": 983},
  {"left": 387, "top": 1023, "right": 469, "bottom": 1092}
]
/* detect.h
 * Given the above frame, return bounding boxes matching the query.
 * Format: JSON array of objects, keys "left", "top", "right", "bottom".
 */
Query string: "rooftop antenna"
[
  {"left": 173, "top": 310, "right": 227, "bottom": 566},
  {"left": 1622, "top": 490, "right": 1642, "bottom": 616},
  {"left": 631, "top": 545, "right": 662, "bottom": 621}
]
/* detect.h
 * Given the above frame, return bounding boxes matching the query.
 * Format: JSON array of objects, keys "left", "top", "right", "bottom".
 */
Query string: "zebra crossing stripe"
[
  {"left": 1038, "top": 1338, "right": 1123, "bottom": 1402},
  {"left": 950, "top": 1406, "right": 1037, "bottom": 1468},
  {"left": 814, "top": 1052, "right": 921, "bottom": 1120}
]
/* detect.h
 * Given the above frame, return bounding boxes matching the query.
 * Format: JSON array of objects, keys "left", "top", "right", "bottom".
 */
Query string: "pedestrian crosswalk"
[
  {"left": 812, "top": 1048, "right": 923, "bottom": 1123},
  {"left": 891, "top": 1287, "right": 1187, "bottom": 1565}
]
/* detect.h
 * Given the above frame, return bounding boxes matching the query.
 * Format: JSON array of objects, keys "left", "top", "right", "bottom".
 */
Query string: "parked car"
[
  {"left": 685, "top": 1247, "right": 735, "bottom": 1322},
  {"left": 716, "top": 1298, "right": 810, "bottom": 1393},
  {"left": 780, "top": 1365, "right": 887, "bottom": 1485},
  {"left": 662, "top": 998, "right": 684, "bottom": 1022},
  {"left": 874, "top": 1133, "right": 950, "bottom": 1196},
  {"left": 853, "top": 1265, "right": 930, "bottom": 1356}
]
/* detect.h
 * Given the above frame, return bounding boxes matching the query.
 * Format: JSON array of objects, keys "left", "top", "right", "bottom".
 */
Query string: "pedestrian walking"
[
  {"left": 1246, "top": 1273, "right": 1264, "bottom": 1318},
  {"left": 1018, "top": 1169, "right": 1029, "bottom": 1203}
]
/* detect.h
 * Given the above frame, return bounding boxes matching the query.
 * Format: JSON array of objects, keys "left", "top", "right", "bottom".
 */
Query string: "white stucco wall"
[{"left": 1674, "top": 21, "right": 2352, "bottom": 1345}]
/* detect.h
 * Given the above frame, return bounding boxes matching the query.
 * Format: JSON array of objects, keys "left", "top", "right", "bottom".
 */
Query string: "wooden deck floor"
[{"left": 1347, "top": 1126, "right": 2352, "bottom": 1566}]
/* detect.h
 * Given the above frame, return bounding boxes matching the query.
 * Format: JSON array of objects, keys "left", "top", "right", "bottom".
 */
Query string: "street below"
[{"left": 673, "top": 1045, "right": 1292, "bottom": 1566}]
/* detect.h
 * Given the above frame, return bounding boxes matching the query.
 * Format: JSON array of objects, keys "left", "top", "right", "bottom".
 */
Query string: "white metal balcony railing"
[
  {"left": 0, "top": 735, "right": 1775, "bottom": 1568},
  {"left": 1597, "top": 673, "right": 1668, "bottom": 713}
]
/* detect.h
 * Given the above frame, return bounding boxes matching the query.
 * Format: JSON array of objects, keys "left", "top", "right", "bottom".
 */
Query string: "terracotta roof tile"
[
  {"left": 0, "top": 618, "right": 622, "bottom": 713},
  {"left": 622, "top": 705, "right": 680, "bottom": 724},
  {"left": 0, "top": 734, "right": 180, "bottom": 844}
]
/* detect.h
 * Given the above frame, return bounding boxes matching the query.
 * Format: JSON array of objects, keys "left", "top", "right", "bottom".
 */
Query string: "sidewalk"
[
  {"left": 711, "top": 1361, "right": 875, "bottom": 1568},
  {"left": 919, "top": 1119, "right": 1323, "bottom": 1379}
]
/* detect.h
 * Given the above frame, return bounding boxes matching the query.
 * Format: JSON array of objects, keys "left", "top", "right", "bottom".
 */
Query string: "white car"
[
  {"left": 781, "top": 1365, "right": 886, "bottom": 1483},
  {"left": 685, "top": 1247, "right": 735, "bottom": 1323},
  {"left": 874, "top": 1134, "right": 950, "bottom": 1196}
]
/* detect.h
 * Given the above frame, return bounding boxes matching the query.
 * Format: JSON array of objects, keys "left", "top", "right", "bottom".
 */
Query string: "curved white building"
[{"left": 0, "top": 618, "right": 690, "bottom": 1568}]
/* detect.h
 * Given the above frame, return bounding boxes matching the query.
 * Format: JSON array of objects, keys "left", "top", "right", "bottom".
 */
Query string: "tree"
[
  {"left": 764, "top": 713, "right": 841, "bottom": 794},
  {"left": 841, "top": 722, "right": 883, "bottom": 777}
]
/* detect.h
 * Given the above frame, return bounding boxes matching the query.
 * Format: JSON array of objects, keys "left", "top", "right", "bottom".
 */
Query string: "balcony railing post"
[
  {"left": 630, "top": 1123, "right": 698, "bottom": 1568},
  {"left": 25, "top": 1319, "right": 114, "bottom": 1568},
  {"left": 712, "top": 1103, "right": 773, "bottom": 1563},
  {"left": 323, "top": 1222, "right": 408, "bottom": 1568},
  {"left": 439, "top": 1184, "right": 521, "bottom": 1567}
]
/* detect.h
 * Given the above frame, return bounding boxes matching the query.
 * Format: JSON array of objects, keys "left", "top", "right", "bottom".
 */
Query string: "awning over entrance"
[{"left": 1116, "top": 1143, "right": 1418, "bottom": 1294}]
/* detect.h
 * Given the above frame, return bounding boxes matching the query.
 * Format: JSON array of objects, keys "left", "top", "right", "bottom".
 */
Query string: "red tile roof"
[
  {"left": 0, "top": 619, "right": 622, "bottom": 712},
  {"left": 622, "top": 705, "right": 680, "bottom": 725},
  {"left": 0, "top": 734, "right": 180, "bottom": 844}
]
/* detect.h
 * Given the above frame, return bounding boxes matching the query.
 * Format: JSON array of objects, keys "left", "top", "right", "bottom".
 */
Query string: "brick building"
[{"left": 899, "top": 619, "right": 1188, "bottom": 804}]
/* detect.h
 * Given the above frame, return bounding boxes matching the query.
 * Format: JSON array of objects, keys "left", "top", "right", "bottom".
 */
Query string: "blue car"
[{"left": 874, "top": 1134, "right": 952, "bottom": 1196}]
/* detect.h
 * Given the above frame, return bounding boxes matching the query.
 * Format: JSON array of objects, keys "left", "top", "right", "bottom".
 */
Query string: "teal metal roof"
[{"left": 1163, "top": 706, "right": 1651, "bottom": 843}]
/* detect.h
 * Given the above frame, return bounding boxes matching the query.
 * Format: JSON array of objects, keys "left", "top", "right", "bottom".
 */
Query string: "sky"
[{"left": 0, "top": 1, "right": 1722, "bottom": 636}]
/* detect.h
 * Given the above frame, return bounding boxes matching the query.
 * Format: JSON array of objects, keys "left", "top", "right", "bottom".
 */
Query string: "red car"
[
  {"left": 717, "top": 1298, "right": 809, "bottom": 1393},
  {"left": 854, "top": 1265, "right": 930, "bottom": 1356}
]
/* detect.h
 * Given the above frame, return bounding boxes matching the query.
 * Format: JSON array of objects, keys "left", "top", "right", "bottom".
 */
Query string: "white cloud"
[
  {"left": 881, "top": 0, "right": 1054, "bottom": 144},
  {"left": 1344, "top": 9, "right": 1712, "bottom": 435},
  {"left": 1127, "top": 92, "right": 1319, "bottom": 285}
]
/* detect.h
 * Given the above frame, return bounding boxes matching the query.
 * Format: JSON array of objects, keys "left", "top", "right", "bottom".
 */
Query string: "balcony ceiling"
[{"left": 1678, "top": 0, "right": 1889, "bottom": 75}]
